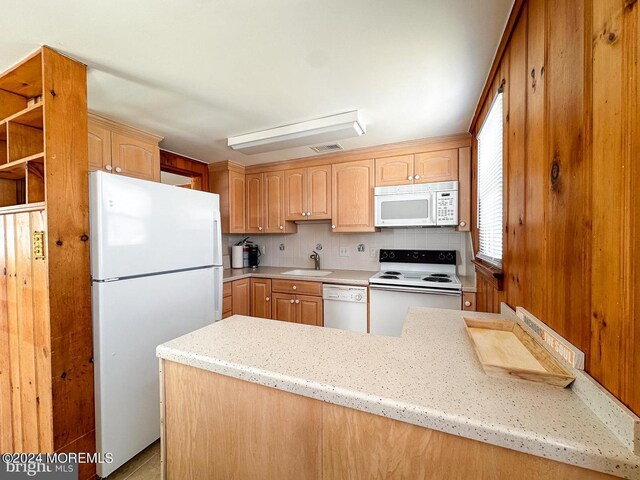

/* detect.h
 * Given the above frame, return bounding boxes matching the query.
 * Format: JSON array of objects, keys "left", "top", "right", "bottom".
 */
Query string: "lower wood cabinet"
[
  {"left": 250, "top": 278, "right": 272, "bottom": 319},
  {"left": 462, "top": 292, "right": 477, "bottom": 312},
  {"left": 272, "top": 293, "right": 323, "bottom": 326},
  {"left": 222, "top": 282, "right": 232, "bottom": 319},
  {"left": 231, "top": 278, "right": 251, "bottom": 316}
]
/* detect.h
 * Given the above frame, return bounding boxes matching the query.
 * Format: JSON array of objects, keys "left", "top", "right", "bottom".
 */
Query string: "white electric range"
[{"left": 369, "top": 249, "right": 462, "bottom": 336}]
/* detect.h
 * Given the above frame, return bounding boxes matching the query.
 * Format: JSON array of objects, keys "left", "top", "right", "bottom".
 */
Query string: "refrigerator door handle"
[
  {"left": 213, "top": 211, "right": 222, "bottom": 266},
  {"left": 213, "top": 266, "right": 223, "bottom": 321}
]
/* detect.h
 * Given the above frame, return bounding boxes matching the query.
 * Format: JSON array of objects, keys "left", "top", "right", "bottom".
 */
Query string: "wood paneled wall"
[{"left": 470, "top": 0, "right": 640, "bottom": 415}]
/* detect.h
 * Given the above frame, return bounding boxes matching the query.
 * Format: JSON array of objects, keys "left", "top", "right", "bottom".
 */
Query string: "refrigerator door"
[
  {"left": 93, "top": 267, "right": 216, "bottom": 478},
  {"left": 90, "top": 171, "right": 221, "bottom": 280}
]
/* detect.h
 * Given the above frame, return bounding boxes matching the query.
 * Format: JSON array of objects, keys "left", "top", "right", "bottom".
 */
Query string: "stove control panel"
[{"left": 379, "top": 249, "right": 456, "bottom": 265}]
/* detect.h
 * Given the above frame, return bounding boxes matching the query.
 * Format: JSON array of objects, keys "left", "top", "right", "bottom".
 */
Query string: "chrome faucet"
[{"left": 310, "top": 250, "right": 321, "bottom": 270}]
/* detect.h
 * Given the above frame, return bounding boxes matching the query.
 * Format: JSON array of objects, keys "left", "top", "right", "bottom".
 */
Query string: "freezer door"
[
  {"left": 93, "top": 267, "right": 216, "bottom": 477},
  {"left": 90, "top": 171, "right": 221, "bottom": 280}
]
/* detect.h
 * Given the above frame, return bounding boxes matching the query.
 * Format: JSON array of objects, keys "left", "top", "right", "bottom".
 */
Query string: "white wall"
[{"left": 225, "top": 223, "right": 473, "bottom": 275}]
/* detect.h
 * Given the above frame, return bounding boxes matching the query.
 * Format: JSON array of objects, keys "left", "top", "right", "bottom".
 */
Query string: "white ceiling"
[{"left": 0, "top": 0, "right": 513, "bottom": 165}]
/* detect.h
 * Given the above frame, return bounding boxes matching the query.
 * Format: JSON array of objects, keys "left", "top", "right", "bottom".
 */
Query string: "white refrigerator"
[{"left": 90, "top": 171, "right": 223, "bottom": 477}]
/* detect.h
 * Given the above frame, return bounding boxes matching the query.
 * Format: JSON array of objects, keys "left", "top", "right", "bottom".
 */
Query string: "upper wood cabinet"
[
  {"left": 375, "top": 149, "right": 459, "bottom": 186},
  {"left": 413, "top": 149, "right": 458, "bottom": 183},
  {"left": 375, "top": 155, "right": 414, "bottom": 186},
  {"left": 246, "top": 172, "right": 296, "bottom": 234},
  {"left": 209, "top": 162, "right": 246, "bottom": 234},
  {"left": 456, "top": 147, "right": 471, "bottom": 232},
  {"left": 88, "top": 113, "right": 162, "bottom": 182},
  {"left": 251, "top": 278, "right": 272, "bottom": 319},
  {"left": 284, "top": 165, "right": 331, "bottom": 221},
  {"left": 331, "top": 159, "right": 376, "bottom": 232}
]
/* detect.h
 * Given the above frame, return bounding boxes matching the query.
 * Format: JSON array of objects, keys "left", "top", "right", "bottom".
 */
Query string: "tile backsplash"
[{"left": 225, "top": 223, "right": 473, "bottom": 275}]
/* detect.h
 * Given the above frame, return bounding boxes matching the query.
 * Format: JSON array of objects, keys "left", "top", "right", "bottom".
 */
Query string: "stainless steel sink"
[{"left": 282, "top": 269, "right": 333, "bottom": 277}]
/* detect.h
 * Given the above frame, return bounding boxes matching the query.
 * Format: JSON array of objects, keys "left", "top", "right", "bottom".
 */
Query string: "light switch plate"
[{"left": 339, "top": 247, "right": 349, "bottom": 257}]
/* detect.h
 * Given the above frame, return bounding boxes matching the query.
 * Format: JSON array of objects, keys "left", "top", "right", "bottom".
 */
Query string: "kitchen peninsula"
[{"left": 156, "top": 308, "right": 640, "bottom": 479}]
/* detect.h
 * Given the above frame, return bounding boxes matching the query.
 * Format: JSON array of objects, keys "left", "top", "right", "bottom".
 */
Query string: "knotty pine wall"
[{"left": 471, "top": 0, "right": 639, "bottom": 415}]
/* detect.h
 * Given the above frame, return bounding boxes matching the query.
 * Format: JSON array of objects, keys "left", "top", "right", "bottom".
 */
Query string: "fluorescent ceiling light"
[{"left": 228, "top": 111, "right": 365, "bottom": 154}]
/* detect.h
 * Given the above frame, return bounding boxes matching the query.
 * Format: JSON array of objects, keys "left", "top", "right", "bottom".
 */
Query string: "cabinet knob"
[
  {"left": 266, "top": 297, "right": 270, "bottom": 302},
  {"left": 459, "top": 221, "right": 466, "bottom": 227},
  {"left": 464, "top": 300, "right": 472, "bottom": 307},
  {"left": 115, "top": 166, "right": 123, "bottom": 173},
  {"left": 295, "top": 299, "right": 300, "bottom": 304},
  {"left": 105, "top": 165, "right": 113, "bottom": 172},
  {"left": 414, "top": 175, "right": 421, "bottom": 180},
  {"left": 307, "top": 212, "right": 311, "bottom": 216},
  {"left": 292, "top": 285, "right": 297, "bottom": 290},
  {"left": 290, "top": 299, "right": 294, "bottom": 304},
  {"left": 331, "top": 224, "right": 336, "bottom": 229},
  {"left": 258, "top": 226, "right": 263, "bottom": 231},
  {"left": 407, "top": 175, "right": 413, "bottom": 181},
  {"left": 279, "top": 225, "right": 284, "bottom": 230},
  {"left": 301, "top": 212, "right": 307, "bottom": 217}
]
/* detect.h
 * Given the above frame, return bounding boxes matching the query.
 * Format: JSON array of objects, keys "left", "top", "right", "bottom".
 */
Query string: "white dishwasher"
[{"left": 322, "top": 285, "right": 368, "bottom": 333}]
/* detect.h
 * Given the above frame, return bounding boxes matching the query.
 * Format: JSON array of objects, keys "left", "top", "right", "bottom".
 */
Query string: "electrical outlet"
[
  {"left": 259, "top": 245, "right": 265, "bottom": 254},
  {"left": 370, "top": 247, "right": 377, "bottom": 258},
  {"left": 339, "top": 247, "right": 350, "bottom": 257}
]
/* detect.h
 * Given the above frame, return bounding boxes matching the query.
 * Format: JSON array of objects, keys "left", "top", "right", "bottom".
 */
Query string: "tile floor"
[{"left": 106, "top": 441, "right": 160, "bottom": 480}]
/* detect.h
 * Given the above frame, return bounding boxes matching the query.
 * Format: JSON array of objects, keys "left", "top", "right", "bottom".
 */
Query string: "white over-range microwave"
[{"left": 374, "top": 181, "right": 458, "bottom": 228}]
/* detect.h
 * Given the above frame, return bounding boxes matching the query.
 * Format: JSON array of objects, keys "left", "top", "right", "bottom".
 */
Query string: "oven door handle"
[{"left": 369, "top": 285, "right": 461, "bottom": 296}]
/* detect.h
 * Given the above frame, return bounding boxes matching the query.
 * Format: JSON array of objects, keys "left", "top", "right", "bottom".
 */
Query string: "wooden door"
[
  {"left": 296, "top": 295, "right": 323, "bottom": 327},
  {"left": 245, "top": 173, "right": 263, "bottom": 233},
  {"left": 375, "top": 155, "right": 414, "bottom": 186},
  {"left": 250, "top": 278, "right": 272, "bottom": 319},
  {"left": 229, "top": 171, "right": 246, "bottom": 234},
  {"left": 0, "top": 211, "right": 53, "bottom": 452},
  {"left": 111, "top": 133, "right": 160, "bottom": 182},
  {"left": 272, "top": 293, "right": 296, "bottom": 323},
  {"left": 284, "top": 168, "right": 306, "bottom": 221},
  {"left": 264, "top": 171, "right": 285, "bottom": 233},
  {"left": 413, "top": 149, "right": 459, "bottom": 183},
  {"left": 231, "top": 278, "right": 251, "bottom": 316},
  {"left": 306, "top": 165, "right": 331, "bottom": 219},
  {"left": 88, "top": 122, "right": 111, "bottom": 173},
  {"left": 331, "top": 159, "right": 375, "bottom": 232}
]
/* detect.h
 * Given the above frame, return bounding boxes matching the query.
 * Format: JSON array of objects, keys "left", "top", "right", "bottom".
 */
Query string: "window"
[{"left": 476, "top": 92, "right": 503, "bottom": 267}]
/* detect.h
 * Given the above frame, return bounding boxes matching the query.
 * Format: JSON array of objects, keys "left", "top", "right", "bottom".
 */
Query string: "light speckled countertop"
[
  {"left": 157, "top": 307, "right": 639, "bottom": 479},
  {"left": 223, "top": 266, "right": 477, "bottom": 292}
]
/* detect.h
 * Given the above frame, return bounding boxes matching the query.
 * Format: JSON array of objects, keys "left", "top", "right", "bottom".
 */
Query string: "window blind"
[{"left": 476, "top": 92, "right": 503, "bottom": 267}]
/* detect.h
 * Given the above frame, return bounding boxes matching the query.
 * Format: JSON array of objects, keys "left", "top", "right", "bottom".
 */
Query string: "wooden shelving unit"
[{"left": 0, "top": 47, "right": 93, "bottom": 479}]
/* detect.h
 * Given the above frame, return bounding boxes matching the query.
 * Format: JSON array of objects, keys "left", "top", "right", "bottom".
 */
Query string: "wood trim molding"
[
  {"left": 243, "top": 133, "right": 472, "bottom": 174},
  {"left": 472, "top": 258, "right": 504, "bottom": 291},
  {"left": 208, "top": 160, "right": 245, "bottom": 174},
  {"left": 469, "top": 0, "right": 527, "bottom": 132},
  {"left": 88, "top": 111, "right": 164, "bottom": 143}
]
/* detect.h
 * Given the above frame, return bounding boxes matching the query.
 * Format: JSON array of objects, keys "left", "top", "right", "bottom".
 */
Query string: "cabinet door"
[
  {"left": 250, "top": 278, "right": 272, "bottom": 319},
  {"left": 306, "top": 165, "right": 331, "bottom": 219},
  {"left": 111, "top": 133, "right": 160, "bottom": 182},
  {"left": 229, "top": 171, "right": 246, "bottom": 234},
  {"left": 296, "top": 295, "right": 323, "bottom": 327},
  {"left": 374, "top": 155, "right": 414, "bottom": 186},
  {"left": 264, "top": 171, "right": 286, "bottom": 233},
  {"left": 88, "top": 122, "right": 111, "bottom": 173},
  {"left": 272, "top": 293, "right": 296, "bottom": 323},
  {"left": 284, "top": 168, "right": 306, "bottom": 221},
  {"left": 462, "top": 292, "right": 477, "bottom": 312},
  {"left": 331, "top": 160, "right": 376, "bottom": 232},
  {"left": 413, "top": 149, "right": 459, "bottom": 183},
  {"left": 231, "top": 278, "right": 251, "bottom": 316},
  {"left": 456, "top": 147, "right": 471, "bottom": 231},
  {"left": 245, "top": 173, "right": 264, "bottom": 233}
]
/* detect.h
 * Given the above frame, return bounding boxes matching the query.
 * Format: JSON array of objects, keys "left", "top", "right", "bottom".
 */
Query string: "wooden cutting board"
[{"left": 464, "top": 317, "right": 575, "bottom": 387}]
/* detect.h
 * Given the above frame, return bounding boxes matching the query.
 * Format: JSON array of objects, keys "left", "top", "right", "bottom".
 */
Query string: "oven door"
[
  {"left": 369, "top": 285, "right": 461, "bottom": 336},
  {"left": 374, "top": 192, "right": 436, "bottom": 227}
]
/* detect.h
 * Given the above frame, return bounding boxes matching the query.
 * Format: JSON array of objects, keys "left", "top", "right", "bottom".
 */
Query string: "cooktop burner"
[
  {"left": 423, "top": 276, "right": 452, "bottom": 283},
  {"left": 384, "top": 271, "right": 401, "bottom": 275},
  {"left": 379, "top": 275, "right": 400, "bottom": 279},
  {"left": 429, "top": 273, "right": 449, "bottom": 278}
]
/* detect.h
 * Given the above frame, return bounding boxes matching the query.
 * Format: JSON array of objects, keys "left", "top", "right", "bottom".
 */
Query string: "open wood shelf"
[
  {"left": 0, "top": 153, "right": 45, "bottom": 179},
  {"left": 0, "top": 102, "right": 44, "bottom": 129},
  {"left": 0, "top": 50, "right": 42, "bottom": 99}
]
